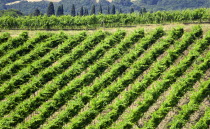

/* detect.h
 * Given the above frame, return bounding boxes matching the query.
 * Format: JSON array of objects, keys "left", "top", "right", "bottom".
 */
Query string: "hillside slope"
[
  {"left": 0, "top": 26, "right": 209, "bottom": 129},
  {"left": 0, "top": 0, "right": 210, "bottom": 14}
]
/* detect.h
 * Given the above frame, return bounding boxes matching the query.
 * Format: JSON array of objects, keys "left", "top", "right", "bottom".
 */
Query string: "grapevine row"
[
  {"left": 0, "top": 32, "right": 10, "bottom": 44},
  {"left": 0, "top": 31, "right": 105, "bottom": 116},
  {"left": 0, "top": 32, "right": 67, "bottom": 87},
  {"left": 145, "top": 32, "right": 210, "bottom": 128},
  {"left": 0, "top": 8, "right": 208, "bottom": 29},
  {"left": 168, "top": 79, "right": 210, "bottom": 128},
  {"left": 0, "top": 30, "right": 121, "bottom": 118},
  {"left": 143, "top": 51, "right": 210, "bottom": 129},
  {"left": 87, "top": 27, "right": 202, "bottom": 129},
  {"left": 192, "top": 107, "right": 210, "bottom": 129},
  {"left": 0, "top": 32, "right": 28, "bottom": 57},
  {"left": 0, "top": 33, "right": 51, "bottom": 70},
  {"left": 40, "top": 27, "right": 166, "bottom": 129},
  {"left": 0, "top": 33, "right": 71, "bottom": 100},
  {"left": 64, "top": 28, "right": 174, "bottom": 129},
  {"left": 14, "top": 29, "right": 143, "bottom": 129},
  {"left": 24, "top": 28, "right": 165, "bottom": 129},
  {"left": 113, "top": 26, "right": 205, "bottom": 129},
  {"left": 0, "top": 30, "right": 133, "bottom": 128},
  {"left": 0, "top": 26, "right": 207, "bottom": 129}
]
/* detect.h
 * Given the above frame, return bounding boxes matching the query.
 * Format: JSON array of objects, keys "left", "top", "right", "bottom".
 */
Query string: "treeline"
[
  {"left": 0, "top": 8, "right": 209, "bottom": 30},
  {"left": 33, "top": 2, "right": 141, "bottom": 16}
]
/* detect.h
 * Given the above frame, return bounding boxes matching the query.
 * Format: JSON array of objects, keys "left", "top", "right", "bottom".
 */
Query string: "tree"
[
  {"left": 71, "top": 4, "right": 76, "bottom": 16},
  {"left": 47, "top": 2, "right": 55, "bottom": 16},
  {"left": 56, "top": 5, "right": 64, "bottom": 16},
  {"left": 99, "top": 4, "right": 103, "bottom": 14},
  {"left": 91, "top": 4, "right": 96, "bottom": 15},
  {"left": 140, "top": 8, "right": 147, "bottom": 14},
  {"left": 84, "top": 8, "right": 89, "bottom": 15},
  {"left": 80, "top": 6, "right": 84, "bottom": 16},
  {"left": 111, "top": 5, "right": 116, "bottom": 14},
  {"left": 107, "top": 6, "right": 110, "bottom": 14},
  {"left": 119, "top": 8, "right": 122, "bottom": 13},
  {"left": 142, "top": 7, "right": 147, "bottom": 13},
  {"left": 130, "top": 7, "right": 134, "bottom": 13},
  {"left": 34, "top": 8, "right": 40, "bottom": 16},
  {"left": 140, "top": 8, "right": 143, "bottom": 14}
]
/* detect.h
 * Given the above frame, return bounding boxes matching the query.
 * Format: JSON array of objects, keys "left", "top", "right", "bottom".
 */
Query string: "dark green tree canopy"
[
  {"left": 91, "top": 4, "right": 96, "bottom": 15},
  {"left": 111, "top": 5, "right": 115, "bottom": 14},
  {"left": 71, "top": 4, "right": 76, "bottom": 16},
  {"left": 34, "top": 8, "right": 41, "bottom": 16},
  {"left": 84, "top": 8, "right": 89, "bottom": 15},
  {"left": 56, "top": 5, "right": 64, "bottom": 16},
  {"left": 130, "top": 7, "right": 134, "bottom": 13},
  {"left": 119, "top": 8, "right": 122, "bottom": 13},
  {"left": 107, "top": 6, "right": 110, "bottom": 14},
  {"left": 80, "top": 6, "right": 84, "bottom": 16},
  {"left": 142, "top": 8, "right": 147, "bottom": 13},
  {"left": 47, "top": 2, "right": 55, "bottom": 16},
  {"left": 99, "top": 4, "right": 103, "bottom": 14}
]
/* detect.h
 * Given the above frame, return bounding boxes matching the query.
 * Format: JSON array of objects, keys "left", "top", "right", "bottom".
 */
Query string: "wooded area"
[{"left": 1, "top": 0, "right": 210, "bottom": 14}]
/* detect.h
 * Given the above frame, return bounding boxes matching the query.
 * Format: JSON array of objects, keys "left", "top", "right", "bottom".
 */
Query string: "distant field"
[{"left": 0, "top": 25, "right": 209, "bottom": 129}]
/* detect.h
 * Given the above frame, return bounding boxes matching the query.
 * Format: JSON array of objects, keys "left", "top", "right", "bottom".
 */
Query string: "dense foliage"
[
  {"left": 0, "top": 9, "right": 23, "bottom": 17},
  {"left": 135, "top": 0, "right": 210, "bottom": 11},
  {"left": 0, "top": 8, "right": 209, "bottom": 30},
  {"left": 0, "top": 25, "right": 209, "bottom": 129}
]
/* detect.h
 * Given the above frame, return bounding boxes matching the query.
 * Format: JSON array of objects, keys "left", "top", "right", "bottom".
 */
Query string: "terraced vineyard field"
[{"left": 0, "top": 26, "right": 209, "bottom": 129}]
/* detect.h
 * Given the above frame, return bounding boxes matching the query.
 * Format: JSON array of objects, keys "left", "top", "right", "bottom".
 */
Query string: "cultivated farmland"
[{"left": 0, "top": 25, "right": 209, "bottom": 129}]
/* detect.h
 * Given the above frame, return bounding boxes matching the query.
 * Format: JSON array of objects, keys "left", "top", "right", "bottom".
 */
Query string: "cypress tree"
[
  {"left": 91, "top": 4, "right": 96, "bottom": 15},
  {"left": 111, "top": 5, "right": 115, "bottom": 14},
  {"left": 142, "top": 7, "right": 147, "bottom": 13},
  {"left": 56, "top": 6, "right": 61, "bottom": 16},
  {"left": 84, "top": 8, "right": 86, "bottom": 16},
  {"left": 56, "top": 5, "right": 64, "bottom": 16},
  {"left": 34, "top": 8, "right": 40, "bottom": 16},
  {"left": 140, "top": 8, "right": 143, "bottom": 14},
  {"left": 107, "top": 6, "right": 110, "bottom": 14},
  {"left": 47, "top": 2, "right": 55, "bottom": 16},
  {"left": 60, "top": 5, "right": 64, "bottom": 15},
  {"left": 119, "top": 8, "right": 122, "bottom": 14},
  {"left": 71, "top": 4, "right": 76, "bottom": 16},
  {"left": 80, "top": 6, "right": 84, "bottom": 16},
  {"left": 84, "top": 8, "right": 89, "bottom": 15},
  {"left": 130, "top": 7, "right": 134, "bottom": 13},
  {"left": 99, "top": 4, "right": 102, "bottom": 14}
]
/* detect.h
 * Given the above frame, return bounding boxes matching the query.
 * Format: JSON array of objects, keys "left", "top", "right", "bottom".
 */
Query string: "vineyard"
[
  {"left": 0, "top": 25, "right": 209, "bottom": 129},
  {"left": 0, "top": 8, "right": 209, "bottom": 30}
]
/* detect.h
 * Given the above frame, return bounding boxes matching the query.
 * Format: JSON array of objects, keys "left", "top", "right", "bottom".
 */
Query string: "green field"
[{"left": 0, "top": 25, "right": 209, "bottom": 129}]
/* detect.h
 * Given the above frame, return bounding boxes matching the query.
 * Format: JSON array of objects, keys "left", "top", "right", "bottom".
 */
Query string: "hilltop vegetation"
[
  {"left": 0, "top": 9, "right": 23, "bottom": 17},
  {"left": 0, "top": 0, "right": 210, "bottom": 14},
  {"left": 135, "top": 0, "right": 210, "bottom": 10}
]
